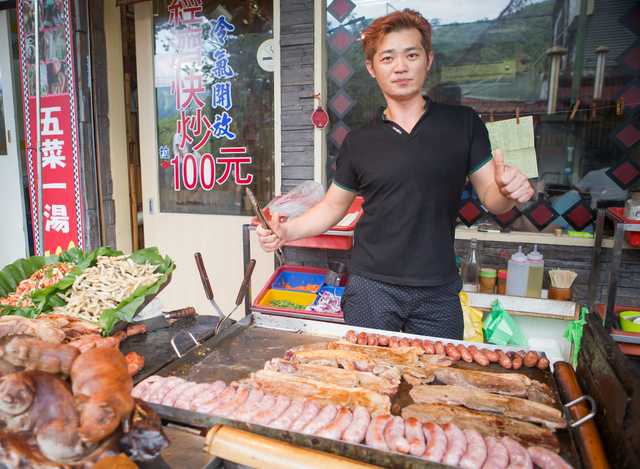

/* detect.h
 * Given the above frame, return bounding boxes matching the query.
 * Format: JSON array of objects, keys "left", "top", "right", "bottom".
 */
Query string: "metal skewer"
[{"left": 246, "top": 188, "right": 285, "bottom": 264}]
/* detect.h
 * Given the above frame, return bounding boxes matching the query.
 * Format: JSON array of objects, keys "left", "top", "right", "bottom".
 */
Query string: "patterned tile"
[
  {"left": 328, "top": 58, "right": 356, "bottom": 87},
  {"left": 609, "top": 118, "right": 640, "bottom": 151},
  {"left": 613, "top": 79, "right": 640, "bottom": 116},
  {"left": 327, "top": 0, "right": 356, "bottom": 23},
  {"left": 606, "top": 156, "right": 640, "bottom": 190},
  {"left": 489, "top": 206, "right": 522, "bottom": 230},
  {"left": 616, "top": 41, "right": 640, "bottom": 77},
  {"left": 328, "top": 89, "right": 356, "bottom": 119},
  {"left": 561, "top": 199, "right": 596, "bottom": 232},
  {"left": 620, "top": 2, "right": 640, "bottom": 36},
  {"left": 328, "top": 121, "right": 351, "bottom": 148},
  {"left": 523, "top": 199, "right": 560, "bottom": 231},
  {"left": 458, "top": 197, "right": 486, "bottom": 227},
  {"left": 328, "top": 26, "right": 357, "bottom": 56}
]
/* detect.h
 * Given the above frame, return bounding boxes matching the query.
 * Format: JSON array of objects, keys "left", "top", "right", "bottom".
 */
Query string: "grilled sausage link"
[
  {"left": 422, "top": 422, "right": 447, "bottom": 463},
  {"left": 442, "top": 423, "right": 467, "bottom": 467},
  {"left": 422, "top": 340, "right": 436, "bottom": 354},
  {"left": 269, "top": 399, "right": 304, "bottom": 429},
  {"left": 404, "top": 417, "right": 426, "bottom": 457},
  {"left": 365, "top": 415, "right": 393, "bottom": 451},
  {"left": 341, "top": 405, "right": 370, "bottom": 444},
  {"left": 482, "top": 436, "right": 509, "bottom": 469},
  {"left": 467, "top": 345, "right": 490, "bottom": 367},
  {"left": 301, "top": 404, "right": 337, "bottom": 435},
  {"left": 481, "top": 348, "right": 500, "bottom": 363},
  {"left": 445, "top": 343, "right": 462, "bottom": 360},
  {"left": 527, "top": 446, "right": 573, "bottom": 469},
  {"left": 367, "top": 334, "right": 378, "bottom": 346},
  {"left": 316, "top": 406, "right": 352, "bottom": 440},
  {"left": 384, "top": 416, "right": 410, "bottom": 454},
  {"left": 457, "top": 344, "right": 474, "bottom": 363},
  {"left": 357, "top": 332, "right": 368, "bottom": 345},
  {"left": 495, "top": 350, "right": 512, "bottom": 369},
  {"left": 459, "top": 429, "right": 487, "bottom": 469},
  {"left": 501, "top": 436, "right": 533, "bottom": 469},
  {"left": 377, "top": 335, "right": 389, "bottom": 346},
  {"left": 345, "top": 330, "right": 358, "bottom": 344},
  {"left": 434, "top": 341, "right": 446, "bottom": 356}
]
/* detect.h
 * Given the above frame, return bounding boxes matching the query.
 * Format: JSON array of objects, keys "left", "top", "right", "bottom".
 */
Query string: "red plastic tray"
[
  {"left": 254, "top": 265, "right": 347, "bottom": 319},
  {"left": 251, "top": 196, "right": 364, "bottom": 250},
  {"left": 608, "top": 207, "right": 640, "bottom": 247}
]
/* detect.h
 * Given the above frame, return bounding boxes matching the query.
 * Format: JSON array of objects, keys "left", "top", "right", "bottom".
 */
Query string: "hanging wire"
[{"left": 478, "top": 102, "right": 634, "bottom": 118}]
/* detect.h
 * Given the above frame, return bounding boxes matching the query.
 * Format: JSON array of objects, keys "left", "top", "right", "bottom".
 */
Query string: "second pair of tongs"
[{"left": 246, "top": 188, "right": 286, "bottom": 264}]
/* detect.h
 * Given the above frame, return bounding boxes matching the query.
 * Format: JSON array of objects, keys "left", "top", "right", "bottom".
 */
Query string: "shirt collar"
[{"left": 380, "top": 96, "right": 432, "bottom": 121}]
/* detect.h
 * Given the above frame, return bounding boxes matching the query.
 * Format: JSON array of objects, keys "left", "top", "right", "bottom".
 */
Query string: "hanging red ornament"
[{"left": 311, "top": 93, "right": 329, "bottom": 129}]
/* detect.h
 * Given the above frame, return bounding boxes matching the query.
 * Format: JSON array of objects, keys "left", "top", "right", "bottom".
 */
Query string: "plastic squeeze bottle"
[
  {"left": 526, "top": 245, "right": 544, "bottom": 298},
  {"left": 506, "top": 246, "right": 529, "bottom": 297}
]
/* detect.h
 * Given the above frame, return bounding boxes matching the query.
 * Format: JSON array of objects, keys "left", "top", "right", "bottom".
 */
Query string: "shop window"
[
  {"left": 153, "top": 0, "right": 274, "bottom": 215},
  {"left": 325, "top": 0, "right": 640, "bottom": 235}
]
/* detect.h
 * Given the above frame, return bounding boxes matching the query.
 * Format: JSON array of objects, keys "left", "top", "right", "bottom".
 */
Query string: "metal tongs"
[
  {"left": 246, "top": 187, "right": 286, "bottom": 264},
  {"left": 195, "top": 253, "right": 256, "bottom": 334}
]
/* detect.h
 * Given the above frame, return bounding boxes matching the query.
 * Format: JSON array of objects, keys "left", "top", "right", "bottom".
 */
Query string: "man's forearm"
[
  {"left": 281, "top": 196, "right": 353, "bottom": 242},
  {"left": 483, "top": 182, "right": 516, "bottom": 215}
]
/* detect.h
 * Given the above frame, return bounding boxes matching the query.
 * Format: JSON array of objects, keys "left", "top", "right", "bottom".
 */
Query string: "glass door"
[{"left": 0, "top": 9, "right": 30, "bottom": 265}]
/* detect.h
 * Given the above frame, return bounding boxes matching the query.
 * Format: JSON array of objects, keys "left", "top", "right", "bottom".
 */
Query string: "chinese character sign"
[
  {"left": 17, "top": 0, "right": 83, "bottom": 255},
  {"left": 154, "top": 0, "right": 274, "bottom": 215}
]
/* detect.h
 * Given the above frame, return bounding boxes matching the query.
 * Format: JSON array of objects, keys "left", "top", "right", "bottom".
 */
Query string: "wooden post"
[
  {"left": 546, "top": 46, "right": 567, "bottom": 115},
  {"left": 593, "top": 46, "right": 609, "bottom": 99}
]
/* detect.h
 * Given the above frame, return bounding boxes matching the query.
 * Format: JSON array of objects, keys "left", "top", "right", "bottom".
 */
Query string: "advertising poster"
[{"left": 17, "top": 0, "right": 83, "bottom": 255}]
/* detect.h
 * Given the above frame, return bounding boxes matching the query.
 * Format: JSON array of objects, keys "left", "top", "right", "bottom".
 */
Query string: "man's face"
[{"left": 366, "top": 28, "right": 433, "bottom": 102}]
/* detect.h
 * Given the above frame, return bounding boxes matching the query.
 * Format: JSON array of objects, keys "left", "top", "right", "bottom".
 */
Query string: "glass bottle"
[{"left": 462, "top": 238, "right": 480, "bottom": 292}]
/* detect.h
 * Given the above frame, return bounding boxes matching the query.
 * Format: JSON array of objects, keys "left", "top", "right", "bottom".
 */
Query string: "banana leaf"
[
  {"left": 0, "top": 246, "right": 175, "bottom": 335},
  {"left": 0, "top": 248, "right": 85, "bottom": 317}
]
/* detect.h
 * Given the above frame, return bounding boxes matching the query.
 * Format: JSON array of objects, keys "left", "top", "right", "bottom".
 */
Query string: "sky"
[{"left": 332, "top": 0, "right": 551, "bottom": 27}]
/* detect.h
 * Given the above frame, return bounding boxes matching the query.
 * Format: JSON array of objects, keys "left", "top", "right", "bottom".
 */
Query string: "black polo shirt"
[{"left": 334, "top": 98, "right": 492, "bottom": 286}]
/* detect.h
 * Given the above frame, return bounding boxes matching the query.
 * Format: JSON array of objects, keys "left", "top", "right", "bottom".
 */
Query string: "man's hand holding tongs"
[{"left": 256, "top": 211, "right": 288, "bottom": 253}]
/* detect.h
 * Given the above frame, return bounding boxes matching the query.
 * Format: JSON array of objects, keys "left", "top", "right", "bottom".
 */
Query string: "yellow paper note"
[{"left": 485, "top": 116, "right": 538, "bottom": 178}]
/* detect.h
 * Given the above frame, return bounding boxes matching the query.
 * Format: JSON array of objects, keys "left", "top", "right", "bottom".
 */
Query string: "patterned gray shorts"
[{"left": 340, "top": 273, "right": 464, "bottom": 340}]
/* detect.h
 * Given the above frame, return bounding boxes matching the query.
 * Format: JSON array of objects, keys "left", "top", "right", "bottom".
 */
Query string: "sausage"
[
  {"left": 228, "top": 389, "right": 264, "bottom": 419},
  {"left": 378, "top": 335, "right": 389, "bottom": 347},
  {"left": 341, "top": 405, "right": 370, "bottom": 444},
  {"left": 270, "top": 399, "right": 305, "bottom": 429},
  {"left": 536, "top": 357, "right": 550, "bottom": 370},
  {"left": 365, "top": 415, "right": 392, "bottom": 451},
  {"left": 410, "top": 338, "right": 425, "bottom": 351},
  {"left": 189, "top": 381, "right": 227, "bottom": 411},
  {"left": 399, "top": 337, "right": 411, "bottom": 348},
  {"left": 404, "top": 417, "right": 426, "bottom": 457},
  {"left": 357, "top": 332, "right": 368, "bottom": 345},
  {"left": 210, "top": 387, "right": 250, "bottom": 417},
  {"left": 367, "top": 334, "right": 379, "bottom": 346},
  {"left": 482, "top": 436, "right": 509, "bottom": 469},
  {"left": 422, "top": 340, "right": 436, "bottom": 355},
  {"left": 126, "top": 352, "right": 145, "bottom": 376},
  {"left": 253, "top": 395, "right": 291, "bottom": 425},
  {"left": 234, "top": 394, "right": 277, "bottom": 423},
  {"left": 139, "top": 377, "right": 170, "bottom": 402},
  {"left": 457, "top": 344, "right": 474, "bottom": 363},
  {"left": 384, "top": 416, "right": 410, "bottom": 454},
  {"left": 523, "top": 351, "right": 539, "bottom": 368},
  {"left": 422, "top": 422, "right": 447, "bottom": 463},
  {"left": 445, "top": 343, "right": 462, "bottom": 360},
  {"left": 126, "top": 324, "right": 147, "bottom": 337},
  {"left": 441, "top": 423, "right": 468, "bottom": 467},
  {"left": 161, "top": 381, "right": 194, "bottom": 407},
  {"left": 175, "top": 383, "right": 212, "bottom": 410},
  {"left": 290, "top": 400, "right": 322, "bottom": 432},
  {"left": 506, "top": 351, "right": 522, "bottom": 370},
  {"left": 467, "top": 345, "right": 490, "bottom": 367},
  {"left": 131, "top": 375, "right": 163, "bottom": 399},
  {"left": 434, "top": 341, "right": 446, "bottom": 356},
  {"left": 481, "top": 348, "right": 500, "bottom": 363},
  {"left": 526, "top": 446, "right": 573, "bottom": 469},
  {"left": 389, "top": 336, "right": 400, "bottom": 348},
  {"left": 459, "top": 429, "right": 487, "bottom": 469},
  {"left": 345, "top": 330, "right": 358, "bottom": 344},
  {"left": 516, "top": 350, "right": 526, "bottom": 359},
  {"left": 500, "top": 436, "right": 532, "bottom": 469},
  {"left": 316, "top": 406, "right": 352, "bottom": 440},
  {"left": 301, "top": 404, "right": 337, "bottom": 435},
  {"left": 195, "top": 386, "right": 238, "bottom": 414},
  {"left": 148, "top": 377, "right": 187, "bottom": 404},
  {"left": 495, "top": 350, "right": 512, "bottom": 369}
]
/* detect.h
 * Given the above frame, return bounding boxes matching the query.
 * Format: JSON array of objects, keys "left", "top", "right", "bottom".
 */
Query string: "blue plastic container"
[{"left": 271, "top": 271, "right": 324, "bottom": 293}]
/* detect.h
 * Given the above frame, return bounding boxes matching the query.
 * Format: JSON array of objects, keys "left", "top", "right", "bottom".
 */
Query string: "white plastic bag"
[{"left": 267, "top": 181, "right": 325, "bottom": 220}]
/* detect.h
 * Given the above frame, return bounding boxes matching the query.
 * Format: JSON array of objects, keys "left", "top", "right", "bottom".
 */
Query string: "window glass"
[
  {"left": 326, "top": 0, "right": 639, "bottom": 233},
  {"left": 154, "top": 0, "right": 274, "bottom": 215}
]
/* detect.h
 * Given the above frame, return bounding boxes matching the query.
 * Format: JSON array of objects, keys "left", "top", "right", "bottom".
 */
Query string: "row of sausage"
[
  {"left": 131, "top": 375, "right": 571, "bottom": 469},
  {"left": 344, "top": 330, "right": 550, "bottom": 370}
]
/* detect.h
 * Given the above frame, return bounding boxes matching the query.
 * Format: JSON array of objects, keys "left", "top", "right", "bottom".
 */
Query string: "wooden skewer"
[{"left": 570, "top": 100, "right": 580, "bottom": 119}]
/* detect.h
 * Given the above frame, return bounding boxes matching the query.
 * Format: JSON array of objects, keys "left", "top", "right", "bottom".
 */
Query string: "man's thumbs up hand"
[{"left": 493, "top": 148, "right": 534, "bottom": 203}]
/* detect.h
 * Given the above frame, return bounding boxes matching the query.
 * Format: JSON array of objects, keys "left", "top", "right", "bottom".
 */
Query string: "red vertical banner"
[{"left": 16, "top": 0, "right": 84, "bottom": 256}]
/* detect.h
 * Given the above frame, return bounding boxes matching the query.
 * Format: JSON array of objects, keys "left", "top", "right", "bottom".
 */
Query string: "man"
[{"left": 257, "top": 10, "right": 533, "bottom": 339}]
